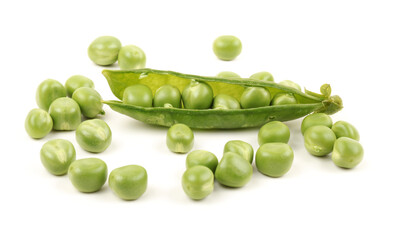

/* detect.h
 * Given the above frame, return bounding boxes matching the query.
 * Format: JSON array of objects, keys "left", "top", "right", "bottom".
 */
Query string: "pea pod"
[{"left": 102, "top": 69, "right": 343, "bottom": 129}]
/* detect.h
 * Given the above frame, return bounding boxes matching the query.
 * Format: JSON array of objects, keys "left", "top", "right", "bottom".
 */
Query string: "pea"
[
  {"left": 182, "top": 80, "right": 213, "bottom": 109},
  {"left": 212, "top": 94, "right": 241, "bottom": 110},
  {"left": 166, "top": 123, "right": 194, "bottom": 153},
  {"left": 40, "top": 139, "right": 76, "bottom": 176},
  {"left": 255, "top": 143, "right": 294, "bottom": 177},
  {"left": 123, "top": 84, "right": 153, "bottom": 107},
  {"left": 68, "top": 158, "right": 108, "bottom": 193},
  {"left": 271, "top": 93, "right": 297, "bottom": 105},
  {"left": 332, "top": 137, "right": 363, "bottom": 169},
  {"left": 153, "top": 84, "right": 182, "bottom": 108},
  {"left": 36, "top": 79, "right": 67, "bottom": 111},
  {"left": 25, "top": 109, "right": 53, "bottom": 139},
  {"left": 48, "top": 97, "right": 81, "bottom": 131},
  {"left": 72, "top": 87, "right": 105, "bottom": 118},
  {"left": 332, "top": 121, "right": 360, "bottom": 141},
  {"left": 279, "top": 80, "right": 301, "bottom": 91},
  {"left": 258, "top": 121, "right": 290, "bottom": 145},
  {"left": 212, "top": 35, "right": 242, "bottom": 61},
  {"left": 223, "top": 140, "right": 254, "bottom": 164},
  {"left": 304, "top": 125, "right": 336, "bottom": 156},
  {"left": 76, "top": 119, "right": 112, "bottom": 153},
  {"left": 215, "top": 152, "right": 253, "bottom": 188},
  {"left": 109, "top": 165, "right": 148, "bottom": 200},
  {"left": 118, "top": 45, "right": 146, "bottom": 70},
  {"left": 182, "top": 165, "right": 214, "bottom": 200},
  {"left": 186, "top": 150, "right": 218, "bottom": 173},
  {"left": 88, "top": 36, "right": 122, "bottom": 66},
  {"left": 240, "top": 87, "right": 270, "bottom": 109},
  {"left": 249, "top": 71, "right": 274, "bottom": 82},
  {"left": 65, "top": 75, "right": 95, "bottom": 97},
  {"left": 216, "top": 71, "right": 240, "bottom": 79},
  {"left": 301, "top": 113, "right": 333, "bottom": 135}
]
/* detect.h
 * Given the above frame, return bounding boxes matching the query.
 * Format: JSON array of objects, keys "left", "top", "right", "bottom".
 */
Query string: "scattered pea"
[
  {"left": 166, "top": 123, "right": 194, "bottom": 153},
  {"left": 301, "top": 113, "right": 333, "bottom": 135},
  {"left": 109, "top": 165, "right": 148, "bottom": 200},
  {"left": 332, "top": 137, "right": 363, "bottom": 169},
  {"left": 304, "top": 125, "right": 336, "bottom": 156},
  {"left": 186, "top": 150, "right": 218, "bottom": 173},
  {"left": 40, "top": 139, "right": 76, "bottom": 176},
  {"left": 88, "top": 36, "right": 122, "bottom": 66},
  {"left": 118, "top": 45, "right": 146, "bottom": 70},
  {"left": 332, "top": 121, "right": 360, "bottom": 141},
  {"left": 249, "top": 72, "right": 274, "bottom": 82},
  {"left": 72, "top": 87, "right": 105, "bottom": 118},
  {"left": 258, "top": 121, "right": 290, "bottom": 145},
  {"left": 182, "top": 165, "right": 214, "bottom": 200},
  {"left": 76, "top": 119, "right": 112, "bottom": 153},
  {"left": 36, "top": 79, "right": 67, "bottom": 111},
  {"left": 65, "top": 75, "right": 94, "bottom": 97},
  {"left": 255, "top": 143, "right": 294, "bottom": 177},
  {"left": 68, "top": 158, "right": 108, "bottom": 193},
  {"left": 48, "top": 97, "right": 81, "bottom": 131},
  {"left": 25, "top": 108, "right": 53, "bottom": 139},
  {"left": 215, "top": 152, "right": 253, "bottom": 188},
  {"left": 213, "top": 35, "right": 242, "bottom": 61},
  {"left": 223, "top": 140, "right": 254, "bottom": 164},
  {"left": 216, "top": 71, "right": 240, "bottom": 79}
]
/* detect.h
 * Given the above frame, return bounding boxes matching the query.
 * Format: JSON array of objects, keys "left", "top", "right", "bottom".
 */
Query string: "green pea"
[
  {"left": 332, "top": 121, "right": 360, "bottom": 141},
  {"left": 258, "top": 121, "right": 290, "bottom": 145},
  {"left": 65, "top": 75, "right": 94, "bottom": 97},
  {"left": 223, "top": 140, "right": 254, "bottom": 164},
  {"left": 279, "top": 80, "right": 301, "bottom": 91},
  {"left": 48, "top": 97, "right": 81, "bottom": 131},
  {"left": 68, "top": 158, "right": 108, "bottom": 193},
  {"left": 88, "top": 36, "right": 122, "bottom": 66},
  {"left": 213, "top": 35, "right": 242, "bottom": 61},
  {"left": 301, "top": 113, "right": 333, "bottom": 135},
  {"left": 36, "top": 79, "right": 67, "bottom": 111},
  {"left": 304, "top": 125, "right": 336, "bottom": 156},
  {"left": 40, "top": 139, "right": 76, "bottom": 176},
  {"left": 123, "top": 84, "right": 153, "bottom": 107},
  {"left": 25, "top": 109, "right": 53, "bottom": 139},
  {"left": 271, "top": 93, "right": 297, "bottom": 105},
  {"left": 76, "top": 119, "right": 112, "bottom": 153},
  {"left": 182, "top": 165, "right": 214, "bottom": 200},
  {"left": 216, "top": 71, "right": 240, "bottom": 79},
  {"left": 255, "top": 143, "right": 294, "bottom": 177},
  {"left": 109, "top": 165, "right": 148, "bottom": 200},
  {"left": 182, "top": 80, "right": 213, "bottom": 109},
  {"left": 186, "top": 150, "right": 218, "bottom": 173},
  {"left": 153, "top": 84, "right": 182, "bottom": 108},
  {"left": 72, "top": 87, "right": 105, "bottom": 118},
  {"left": 118, "top": 45, "right": 146, "bottom": 70},
  {"left": 212, "top": 94, "right": 241, "bottom": 110},
  {"left": 215, "top": 152, "right": 253, "bottom": 188},
  {"left": 332, "top": 137, "right": 363, "bottom": 169},
  {"left": 240, "top": 87, "right": 270, "bottom": 109},
  {"left": 166, "top": 123, "right": 194, "bottom": 153},
  {"left": 249, "top": 71, "right": 274, "bottom": 82}
]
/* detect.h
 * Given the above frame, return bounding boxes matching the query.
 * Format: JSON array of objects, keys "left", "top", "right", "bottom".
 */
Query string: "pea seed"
[
  {"left": 223, "top": 140, "right": 254, "bottom": 164},
  {"left": 249, "top": 72, "right": 274, "bottom": 82},
  {"left": 48, "top": 97, "right": 81, "bottom": 131},
  {"left": 88, "top": 36, "right": 121, "bottom": 66},
  {"left": 118, "top": 45, "right": 146, "bottom": 70},
  {"left": 215, "top": 152, "right": 253, "bottom": 188},
  {"left": 40, "top": 139, "right": 76, "bottom": 176},
  {"left": 166, "top": 123, "right": 194, "bottom": 153},
  {"left": 258, "top": 121, "right": 290, "bottom": 145},
  {"left": 65, "top": 75, "right": 94, "bottom": 97},
  {"left": 123, "top": 84, "right": 153, "bottom": 107},
  {"left": 304, "top": 125, "right": 336, "bottom": 156},
  {"left": 186, "top": 150, "right": 218, "bottom": 173},
  {"left": 271, "top": 93, "right": 297, "bottom": 105},
  {"left": 109, "top": 165, "right": 148, "bottom": 200},
  {"left": 25, "top": 108, "right": 53, "bottom": 139},
  {"left": 182, "top": 80, "right": 213, "bottom": 109},
  {"left": 332, "top": 121, "right": 360, "bottom": 141},
  {"left": 301, "top": 113, "right": 333, "bottom": 135},
  {"left": 213, "top": 35, "right": 242, "bottom": 61},
  {"left": 332, "top": 137, "right": 363, "bottom": 169},
  {"left": 153, "top": 84, "right": 182, "bottom": 108},
  {"left": 182, "top": 166, "right": 214, "bottom": 200},
  {"left": 68, "top": 158, "right": 108, "bottom": 193},
  {"left": 255, "top": 143, "right": 294, "bottom": 177},
  {"left": 240, "top": 87, "right": 270, "bottom": 109},
  {"left": 36, "top": 79, "right": 67, "bottom": 111},
  {"left": 76, "top": 119, "right": 112, "bottom": 153},
  {"left": 72, "top": 87, "right": 105, "bottom": 118}
]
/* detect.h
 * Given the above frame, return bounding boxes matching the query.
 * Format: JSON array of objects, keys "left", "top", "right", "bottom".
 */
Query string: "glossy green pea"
[
  {"left": 36, "top": 79, "right": 67, "bottom": 111},
  {"left": 153, "top": 84, "right": 182, "bottom": 108},
  {"left": 332, "top": 121, "right": 360, "bottom": 141},
  {"left": 123, "top": 84, "right": 153, "bottom": 107},
  {"left": 72, "top": 87, "right": 105, "bottom": 118},
  {"left": 166, "top": 123, "right": 194, "bottom": 153},
  {"left": 304, "top": 125, "right": 336, "bottom": 156},
  {"left": 186, "top": 150, "right": 218, "bottom": 173},
  {"left": 332, "top": 137, "right": 363, "bottom": 169},
  {"left": 182, "top": 165, "right": 214, "bottom": 200},
  {"left": 279, "top": 80, "right": 301, "bottom": 91},
  {"left": 216, "top": 71, "right": 240, "bottom": 79},
  {"left": 182, "top": 80, "right": 214, "bottom": 109},
  {"left": 48, "top": 97, "right": 81, "bottom": 130},
  {"left": 213, "top": 35, "right": 242, "bottom": 61},
  {"left": 65, "top": 75, "right": 94, "bottom": 97},
  {"left": 258, "top": 121, "right": 290, "bottom": 145},
  {"left": 118, "top": 45, "right": 146, "bottom": 70},
  {"left": 255, "top": 143, "right": 294, "bottom": 177},
  {"left": 223, "top": 140, "right": 254, "bottom": 164},
  {"left": 68, "top": 158, "right": 107, "bottom": 193},
  {"left": 301, "top": 113, "right": 333, "bottom": 135},
  {"left": 215, "top": 152, "right": 253, "bottom": 188},
  {"left": 240, "top": 87, "right": 271, "bottom": 109},
  {"left": 88, "top": 36, "right": 121, "bottom": 66},
  {"left": 212, "top": 94, "right": 241, "bottom": 109},
  {"left": 249, "top": 71, "right": 274, "bottom": 82},
  {"left": 40, "top": 139, "right": 76, "bottom": 176},
  {"left": 25, "top": 109, "right": 53, "bottom": 139},
  {"left": 271, "top": 93, "right": 297, "bottom": 105},
  {"left": 76, "top": 119, "right": 112, "bottom": 153},
  {"left": 109, "top": 165, "right": 148, "bottom": 200}
]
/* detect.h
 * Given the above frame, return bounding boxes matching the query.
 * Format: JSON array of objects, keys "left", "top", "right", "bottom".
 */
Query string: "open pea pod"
[{"left": 102, "top": 69, "right": 343, "bottom": 129}]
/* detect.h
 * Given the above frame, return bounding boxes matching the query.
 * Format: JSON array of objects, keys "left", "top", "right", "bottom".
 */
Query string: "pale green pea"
[
  {"left": 255, "top": 143, "right": 294, "bottom": 177},
  {"left": 212, "top": 94, "right": 241, "bottom": 109},
  {"left": 213, "top": 35, "right": 242, "bottom": 61},
  {"left": 123, "top": 84, "right": 153, "bottom": 107},
  {"left": 166, "top": 123, "right": 194, "bottom": 153},
  {"left": 48, "top": 97, "right": 81, "bottom": 130},
  {"left": 72, "top": 87, "right": 105, "bottom": 118},
  {"left": 249, "top": 72, "right": 274, "bottom": 82},
  {"left": 332, "top": 137, "right": 363, "bottom": 169},
  {"left": 65, "top": 75, "right": 94, "bottom": 97},
  {"left": 332, "top": 121, "right": 360, "bottom": 141},
  {"left": 216, "top": 71, "right": 240, "bottom": 78},
  {"left": 109, "top": 165, "right": 148, "bottom": 200},
  {"left": 25, "top": 108, "right": 53, "bottom": 139},
  {"left": 68, "top": 158, "right": 108, "bottom": 193},
  {"left": 304, "top": 125, "right": 336, "bottom": 156},
  {"left": 301, "top": 113, "right": 333, "bottom": 135},
  {"left": 36, "top": 79, "right": 67, "bottom": 111},
  {"left": 40, "top": 139, "right": 76, "bottom": 176},
  {"left": 279, "top": 80, "right": 301, "bottom": 91},
  {"left": 186, "top": 150, "right": 218, "bottom": 173},
  {"left": 76, "top": 119, "right": 112, "bottom": 153},
  {"left": 271, "top": 93, "right": 297, "bottom": 105},
  {"left": 215, "top": 152, "right": 253, "bottom": 188},
  {"left": 223, "top": 140, "right": 254, "bottom": 164},
  {"left": 88, "top": 36, "right": 121, "bottom": 66},
  {"left": 182, "top": 166, "right": 214, "bottom": 200},
  {"left": 258, "top": 121, "right": 290, "bottom": 145},
  {"left": 240, "top": 87, "right": 271, "bottom": 109},
  {"left": 182, "top": 80, "right": 213, "bottom": 109},
  {"left": 153, "top": 84, "right": 182, "bottom": 108},
  {"left": 118, "top": 45, "right": 146, "bottom": 70}
]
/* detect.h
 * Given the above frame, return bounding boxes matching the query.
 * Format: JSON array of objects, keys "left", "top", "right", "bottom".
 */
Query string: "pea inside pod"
[
  {"left": 182, "top": 80, "right": 214, "bottom": 109},
  {"left": 153, "top": 84, "right": 182, "bottom": 108},
  {"left": 249, "top": 71, "right": 274, "bottom": 82}
]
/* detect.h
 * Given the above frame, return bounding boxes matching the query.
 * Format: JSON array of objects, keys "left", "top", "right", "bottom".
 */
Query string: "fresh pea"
[
  {"left": 88, "top": 36, "right": 122, "bottom": 66},
  {"left": 186, "top": 150, "right": 218, "bottom": 173},
  {"left": 215, "top": 152, "right": 253, "bottom": 188},
  {"left": 123, "top": 84, "right": 153, "bottom": 107},
  {"left": 68, "top": 158, "right": 108, "bottom": 193},
  {"left": 118, "top": 45, "right": 146, "bottom": 70},
  {"left": 76, "top": 119, "right": 112, "bottom": 153},
  {"left": 109, "top": 165, "right": 148, "bottom": 200},
  {"left": 182, "top": 80, "right": 213, "bottom": 109},
  {"left": 271, "top": 93, "right": 297, "bottom": 105},
  {"left": 240, "top": 87, "right": 270, "bottom": 109},
  {"left": 279, "top": 80, "right": 301, "bottom": 91},
  {"left": 223, "top": 140, "right": 254, "bottom": 164},
  {"left": 153, "top": 84, "right": 182, "bottom": 108},
  {"left": 249, "top": 72, "right": 274, "bottom": 82},
  {"left": 301, "top": 113, "right": 333, "bottom": 135},
  {"left": 212, "top": 94, "right": 241, "bottom": 110},
  {"left": 65, "top": 75, "right": 94, "bottom": 97},
  {"left": 304, "top": 125, "right": 336, "bottom": 156},
  {"left": 332, "top": 137, "right": 363, "bottom": 169},
  {"left": 25, "top": 109, "right": 53, "bottom": 139},
  {"left": 258, "top": 121, "right": 290, "bottom": 145},
  {"left": 72, "top": 87, "right": 105, "bottom": 118},
  {"left": 332, "top": 121, "right": 360, "bottom": 141},
  {"left": 48, "top": 97, "right": 81, "bottom": 130},
  {"left": 213, "top": 35, "right": 242, "bottom": 61},
  {"left": 216, "top": 71, "right": 240, "bottom": 79},
  {"left": 40, "top": 139, "right": 76, "bottom": 176},
  {"left": 255, "top": 143, "right": 294, "bottom": 177},
  {"left": 36, "top": 79, "right": 67, "bottom": 111},
  {"left": 166, "top": 123, "right": 194, "bottom": 153},
  {"left": 182, "top": 165, "right": 214, "bottom": 200}
]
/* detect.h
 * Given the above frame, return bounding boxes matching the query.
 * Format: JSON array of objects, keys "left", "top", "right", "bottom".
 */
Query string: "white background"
[{"left": 1, "top": 0, "right": 392, "bottom": 239}]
